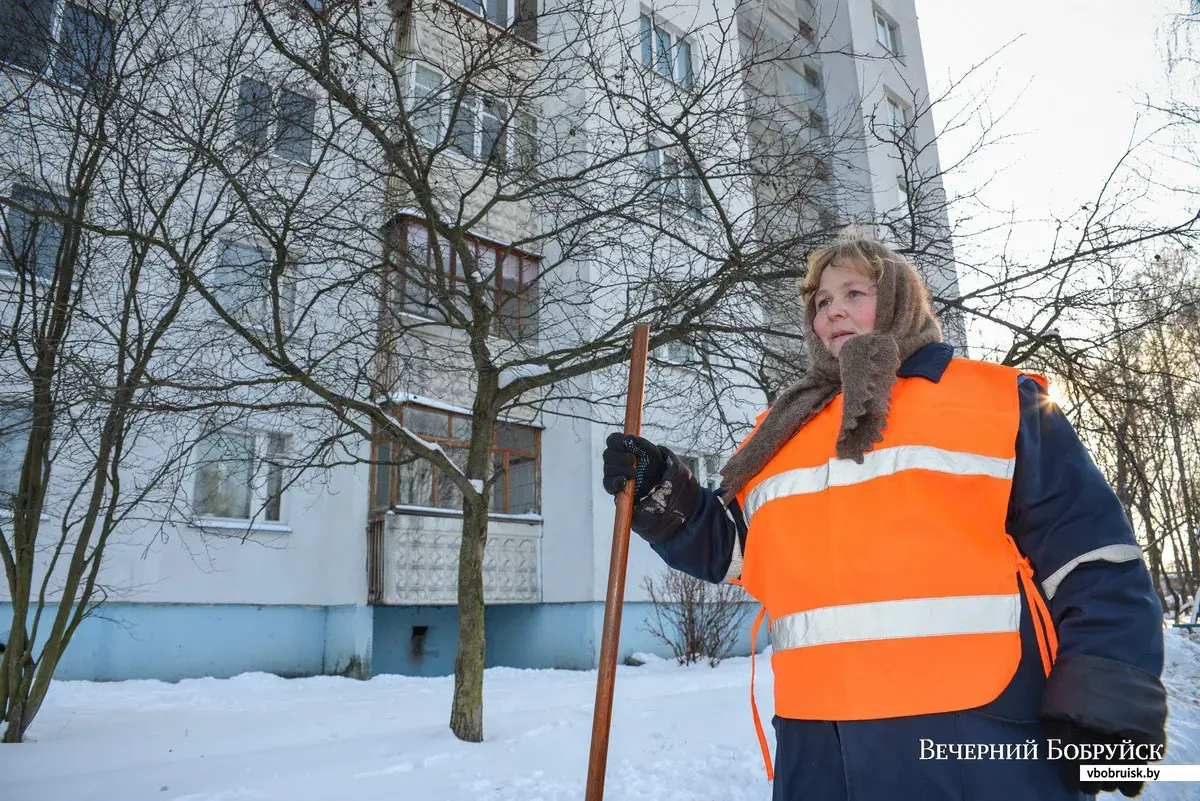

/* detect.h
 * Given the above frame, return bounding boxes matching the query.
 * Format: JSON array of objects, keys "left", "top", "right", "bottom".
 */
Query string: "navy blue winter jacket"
[{"left": 631, "top": 343, "right": 1167, "bottom": 801}]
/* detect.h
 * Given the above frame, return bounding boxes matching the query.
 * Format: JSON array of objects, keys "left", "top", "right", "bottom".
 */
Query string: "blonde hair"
[{"left": 800, "top": 231, "right": 912, "bottom": 309}]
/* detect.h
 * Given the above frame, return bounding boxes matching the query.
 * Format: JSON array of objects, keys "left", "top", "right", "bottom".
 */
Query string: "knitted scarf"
[{"left": 719, "top": 253, "right": 943, "bottom": 500}]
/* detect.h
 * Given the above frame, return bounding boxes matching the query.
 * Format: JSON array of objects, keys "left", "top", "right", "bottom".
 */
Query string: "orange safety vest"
[{"left": 733, "top": 358, "right": 1059, "bottom": 779}]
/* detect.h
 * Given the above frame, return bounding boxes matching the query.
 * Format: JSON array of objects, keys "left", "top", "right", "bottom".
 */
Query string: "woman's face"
[{"left": 811, "top": 263, "right": 879, "bottom": 359}]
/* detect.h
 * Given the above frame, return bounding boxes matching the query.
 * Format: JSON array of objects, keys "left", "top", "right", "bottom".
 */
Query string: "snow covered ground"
[{"left": 3, "top": 629, "right": 1200, "bottom": 801}]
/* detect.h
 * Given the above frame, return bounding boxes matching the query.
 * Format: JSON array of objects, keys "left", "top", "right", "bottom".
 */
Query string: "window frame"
[
  {"left": 0, "top": 0, "right": 113, "bottom": 88},
  {"left": 660, "top": 338, "right": 697, "bottom": 366},
  {"left": 638, "top": 13, "right": 695, "bottom": 88},
  {"left": 803, "top": 65, "right": 822, "bottom": 92},
  {"left": 408, "top": 62, "right": 446, "bottom": 147},
  {"left": 385, "top": 214, "right": 540, "bottom": 341},
  {"left": 192, "top": 429, "right": 289, "bottom": 525},
  {"left": 404, "top": 62, "right": 536, "bottom": 166},
  {"left": 369, "top": 404, "right": 541, "bottom": 516},
  {"left": 212, "top": 238, "right": 297, "bottom": 332},
  {"left": 895, "top": 172, "right": 910, "bottom": 211},
  {"left": 0, "top": 401, "right": 32, "bottom": 510},
  {"left": 884, "top": 93, "right": 914, "bottom": 145},
  {"left": 678, "top": 453, "right": 721, "bottom": 492},
  {"left": 809, "top": 107, "right": 827, "bottom": 134},
  {"left": 645, "top": 144, "right": 705, "bottom": 220},
  {"left": 447, "top": 0, "right": 539, "bottom": 42},
  {"left": 0, "top": 183, "right": 67, "bottom": 280},
  {"left": 450, "top": 93, "right": 507, "bottom": 162},
  {"left": 235, "top": 75, "right": 317, "bottom": 164},
  {"left": 873, "top": 7, "right": 901, "bottom": 56}
]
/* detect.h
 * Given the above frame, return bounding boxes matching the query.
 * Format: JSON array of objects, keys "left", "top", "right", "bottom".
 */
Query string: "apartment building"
[{"left": 0, "top": 0, "right": 960, "bottom": 681}]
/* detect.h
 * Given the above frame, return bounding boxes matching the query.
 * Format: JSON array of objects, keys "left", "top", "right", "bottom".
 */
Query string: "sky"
[{"left": 913, "top": 0, "right": 1196, "bottom": 260}]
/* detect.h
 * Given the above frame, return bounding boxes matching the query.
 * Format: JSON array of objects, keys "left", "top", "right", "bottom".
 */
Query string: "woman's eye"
[
  {"left": 816, "top": 298, "right": 830, "bottom": 309},
  {"left": 848, "top": 290, "right": 863, "bottom": 298}
]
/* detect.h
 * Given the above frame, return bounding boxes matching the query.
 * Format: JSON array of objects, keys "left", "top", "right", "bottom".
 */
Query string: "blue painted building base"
[
  {"left": 1, "top": 601, "right": 759, "bottom": 681},
  {"left": 0, "top": 603, "right": 373, "bottom": 682},
  {"left": 372, "top": 601, "right": 762, "bottom": 676}
]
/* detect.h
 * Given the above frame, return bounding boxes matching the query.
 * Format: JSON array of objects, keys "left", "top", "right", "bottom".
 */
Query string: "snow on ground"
[{"left": 3, "top": 631, "right": 1200, "bottom": 801}]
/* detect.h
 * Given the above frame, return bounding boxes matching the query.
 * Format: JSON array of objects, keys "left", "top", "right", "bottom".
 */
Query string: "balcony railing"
[{"left": 366, "top": 510, "right": 539, "bottom": 605}]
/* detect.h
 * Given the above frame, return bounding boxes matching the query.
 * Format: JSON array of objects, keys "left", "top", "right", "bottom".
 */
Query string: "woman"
[{"left": 602, "top": 236, "right": 1167, "bottom": 801}]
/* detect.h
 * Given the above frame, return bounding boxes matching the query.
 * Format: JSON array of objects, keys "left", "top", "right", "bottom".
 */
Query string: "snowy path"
[{"left": 2, "top": 630, "right": 1200, "bottom": 801}]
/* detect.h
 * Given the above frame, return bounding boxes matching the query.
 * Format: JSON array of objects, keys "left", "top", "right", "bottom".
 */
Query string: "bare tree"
[
  {"left": 149, "top": 0, "right": 882, "bottom": 744},
  {"left": 0, "top": 0, "right": 351, "bottom": 742},
  {"left": 7, "top": 0, "right": 1179, "bottom": 749},
  {"left": 171, "top": 0, "right": 1200, "bottom": 744},
  {"left": 641, "top": 569, "right": 751, "bottom": 667},
  {"left": 1048, "top": 253, "right": 1200, "bottom": 616},
  {"left": 0, "top": 0, "right": 220, "bottom": 742}
]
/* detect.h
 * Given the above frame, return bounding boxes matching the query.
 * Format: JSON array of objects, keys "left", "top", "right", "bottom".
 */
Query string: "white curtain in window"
[{"left": 194, "top": 432, "right": 254, "bottom": 519}]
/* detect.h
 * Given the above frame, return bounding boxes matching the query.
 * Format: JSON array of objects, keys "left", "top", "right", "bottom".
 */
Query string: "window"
[
  {"left": 236, "top": 77, "right": 316, "bottom": 163},
  {"left": 639, "top": 15, "right": 694, "bottom": 87},
  {"left": 213, "top": 240, "right": 295, "bottom": 330},
  {"left": 874, "top": 8, "right": 900, "bottom": 55},
  {"left": 803, "top": 66, "right": 822, "bottom": 91},
  {"left": 406, "top": 64, "right": 535, "bottom": 165},
  {"left": 0, "top": 404, "right": 31, "bottom": 508},
  {"left": 817, "top": 207, "right": 838, "bottom": 230},
  {"left": 895, "top": 173, "right": 909, "bottom": 210},
  {"left": 885, "top": 94, "right": 913, "bottom": 144},
  {"left": 371, "top": 405, "right": 540, "bottom": 515},
  {"left": 386, "top": 215, "right": 539, "bottom": 341},
  {"left": 497, "top": 250, "right": 539, "bottom": 340},
  {"left": 675, "top": 39, "right": 693, "bottom": 89},
  {"left": 0, "top": 0, "right": 112, "bottom": 87},
  {"left": 193, "top": 431, "right": 288, "bottom": 522},
  {"left": 654, "top": 25, "right": 671, "bottom": 77},
  {"left": 646, "top": 148, "right": 704, "bottom": 218},
  {"left": 409, "top": 64, "right": 445, "bottom": 147},
  {"left": 452, "top": 94, "right": 505, "bottom": 161},
  {"left": 276, "top": 88, "right": 317, "bottom": 162},
  {"left": 809, "top": 108, "right": 827, "bottom": 134},
  {"left": 511, "top": 112, "right": 539, "bottom": 174},
  {"left": 784, "top": 63, "right": 825, "bottom": 117},
  {"left": 450, "top": 0, "right": 538, "bottom": 40},
  {"left": 0, "top": 185, "right": 66, "bottom": 279},
  {"left": 797, "top": 20, "right": 815, "bottom": 42},
  {"left": 679, "top": 453, "right": 721, "bottom": 491},
  {"left": 660, "top": 339, "right": 696, "bottom": 365}
]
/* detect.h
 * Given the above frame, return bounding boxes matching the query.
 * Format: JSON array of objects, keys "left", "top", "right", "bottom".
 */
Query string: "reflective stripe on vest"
[
  {"left": 769, "top": 593, "right": 1021, "bottom": 652},
  {"left": 744, "top": 445, "right": 1016, "bottom": 524}
]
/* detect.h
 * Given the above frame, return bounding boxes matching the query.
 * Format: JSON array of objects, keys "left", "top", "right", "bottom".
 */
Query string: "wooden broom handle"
[{"left": 584, "top": 322, "right": 651, "bottom": 801}]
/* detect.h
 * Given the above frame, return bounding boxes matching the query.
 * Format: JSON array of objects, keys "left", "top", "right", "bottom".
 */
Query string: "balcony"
[{"left": 368, "top": 510, "right": 540, "bottom": 605}]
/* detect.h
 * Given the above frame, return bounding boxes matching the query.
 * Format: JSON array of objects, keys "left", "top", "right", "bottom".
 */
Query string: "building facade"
[{"left": 0, "top": 0, "right": 960, "bottom": 681}]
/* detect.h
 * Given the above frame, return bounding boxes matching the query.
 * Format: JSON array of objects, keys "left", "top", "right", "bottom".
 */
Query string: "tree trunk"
[
  {"left": 1, "top": 612, "right": 30, "bottom": 743},
  {"left": 449, "top": 399, "right": 497, "bottom": 743},
  {"left": 450, "top": 493, "right": 488, "bottom": 742}
]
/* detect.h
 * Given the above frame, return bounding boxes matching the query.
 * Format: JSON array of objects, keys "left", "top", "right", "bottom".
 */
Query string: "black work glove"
[
  {"left": 1043, "top": 718, "right": 1156, "bottom": 798},
  {"left": 1040, "top": 652, "right": 1168, "bottom": 799},
  {"left": 602, "top": 433, "right": 667, "bottom": 501}
]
